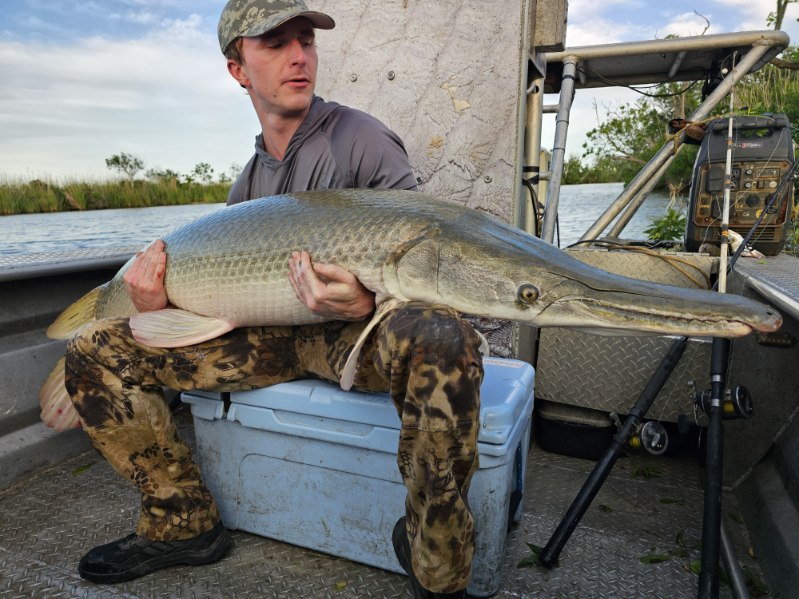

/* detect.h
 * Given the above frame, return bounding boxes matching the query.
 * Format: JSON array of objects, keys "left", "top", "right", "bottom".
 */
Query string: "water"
[
  {"left": 0, "top": 203, "right": 225, "bottom": 255},
  {"left": 554, "top": 182, "right": 673, "bottom": 247},
  {"left": 0, "top": 183, "right": 674, "bottom": 255}
]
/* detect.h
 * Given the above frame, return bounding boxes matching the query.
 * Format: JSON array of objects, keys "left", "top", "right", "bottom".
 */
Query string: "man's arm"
[
  {"left": 123, "top": 240, "right": 169, "bottom": 312},
  {"left": 287, "top": 251, "right": 375, "bottom": 321},
  {"left": 285, "top": 110, "right": 413, "bottom": 319}
]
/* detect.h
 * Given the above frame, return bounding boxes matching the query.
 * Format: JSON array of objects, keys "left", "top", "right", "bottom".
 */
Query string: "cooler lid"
[
  {"left": 478, "top": 357, "right": 535, "bottom": 445},
  {"left": 227, "top": 357, "right": 534, "bottom": 447}
]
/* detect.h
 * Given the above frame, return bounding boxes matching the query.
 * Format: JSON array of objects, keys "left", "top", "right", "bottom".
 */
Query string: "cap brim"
[
  {"left": 301, "top": 11, "right": 335, "bottom": 30},
  {"left": 241, "top": 10, "right": 335, "bottom": 39}
]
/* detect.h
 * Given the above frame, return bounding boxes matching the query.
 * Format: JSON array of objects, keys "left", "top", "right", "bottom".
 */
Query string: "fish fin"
[
  {"left": 475, "top": 330, "right": 491, "bottom": 356},
  {"left": 340, "top": 299, "right": 403, "bottom": 391},
  {"left": 129, "top": 309, "right": 235, "bottom": 348},
  {"left": 39, "top": 357, "right": 81, "bottom": 431},
  {"left": 46, "top": 286, "right": 102, "bottom": 339}
]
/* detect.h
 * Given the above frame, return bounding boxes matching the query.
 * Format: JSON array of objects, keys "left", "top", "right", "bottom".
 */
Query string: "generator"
[{"left": 684, "top": 113, "right": 795, "bottom": 256}]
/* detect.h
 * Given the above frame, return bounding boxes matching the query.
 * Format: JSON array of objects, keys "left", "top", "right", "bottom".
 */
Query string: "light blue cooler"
[{"left": 182, "top": 356, "right": 534, "bottom": 597}]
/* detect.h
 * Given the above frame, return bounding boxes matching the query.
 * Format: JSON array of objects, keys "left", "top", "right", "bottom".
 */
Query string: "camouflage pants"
[{"left": 65, "top": 302, "right": 483, "bottom": 592}]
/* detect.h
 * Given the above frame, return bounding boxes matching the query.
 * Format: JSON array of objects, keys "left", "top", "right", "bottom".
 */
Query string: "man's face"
[{"left": 228, "top": 17, "right": 318, "bottom": 119}]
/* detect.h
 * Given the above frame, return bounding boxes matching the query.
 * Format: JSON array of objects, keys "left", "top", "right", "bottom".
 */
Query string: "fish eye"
[{"left": 517, "top": 284, "right": 539, "bottom": 304}]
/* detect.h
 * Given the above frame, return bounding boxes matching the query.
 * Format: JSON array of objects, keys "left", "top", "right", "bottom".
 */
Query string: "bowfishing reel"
[
  {"left": 628, "top": 420, "right": 669, "bottom": 455},
  {"left": 691, "top": 383, "right": 754, "bottom": 420}
]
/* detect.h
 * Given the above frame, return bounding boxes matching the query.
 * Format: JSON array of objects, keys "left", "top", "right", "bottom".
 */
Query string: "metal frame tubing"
[
  {"left": 578, "top": 42, "right": 772, "bottom": 243},
  {"left": 721, "top": 520, "right": 751, "bottom": 599},
  {"left": 521, "top": 77, "right": 545, "bottom": 234},
  {"left": 607, "top": 158, "right": 673, "bottom": 238},
  {"left": 541, "top": 57, "right": 578, "bottom": 243}
]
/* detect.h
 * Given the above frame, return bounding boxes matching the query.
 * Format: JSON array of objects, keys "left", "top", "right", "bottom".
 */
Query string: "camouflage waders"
[{"left": 65, "top": 302, "right": 483, "bottom": 593}]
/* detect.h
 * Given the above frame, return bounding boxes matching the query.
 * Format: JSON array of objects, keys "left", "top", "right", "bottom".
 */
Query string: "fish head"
[{"left": 389, "top": 214, "right": 782, "bottom": 338}]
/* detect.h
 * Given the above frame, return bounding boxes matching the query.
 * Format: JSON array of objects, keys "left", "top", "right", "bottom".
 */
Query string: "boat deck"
[
  {"left": 735, "top": 253, "right": 799, "bottom": 321},
  {"left": 0, "top": 406, "right": 764, "bottom": 598}
]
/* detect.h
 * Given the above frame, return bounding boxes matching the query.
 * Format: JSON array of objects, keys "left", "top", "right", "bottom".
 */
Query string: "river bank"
[{"left": 0, "top": 178, "right": 229, "bottom": 215}]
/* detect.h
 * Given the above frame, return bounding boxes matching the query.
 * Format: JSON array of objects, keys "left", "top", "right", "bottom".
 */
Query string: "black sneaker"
[
  {"left": 392, "top": 517, "right": 467, "bottom": 599},
  {"left": 79, "top": 521, "right": 231, "bottom": 583}
]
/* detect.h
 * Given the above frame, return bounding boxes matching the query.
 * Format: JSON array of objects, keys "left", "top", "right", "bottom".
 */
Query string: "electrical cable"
[
  {"left": 575, "top": 64, "right": 704, "bottom": 98},
  {"left": 522, "top": 178, "right": 542, "bottom": 238},
  {"left": 565, "top": 239, "right": 712, "bottom": 288}
]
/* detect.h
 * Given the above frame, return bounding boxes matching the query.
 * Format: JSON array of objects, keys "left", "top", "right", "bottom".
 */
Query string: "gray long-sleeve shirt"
[{"left": 227, "top": 96, "right": 417, "bottom": 205}]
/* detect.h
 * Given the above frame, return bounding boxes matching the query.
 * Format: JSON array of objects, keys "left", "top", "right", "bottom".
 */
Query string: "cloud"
[
  {"left": 109, "top": 11, "right": 161, "bottom": 26},
  {"left": 21, "top": 0, "right": 107, "bottom": 22},
  {"left": 712, "top": 0, "right": 799, "bottom": 30},
  {"left": 0, "top": 14, "right": 257, "bottom": 179},
  {"left": 659, "top": 11, "right": 723, "bottom": 37},
  {"left": 565, "top": 0, "right": 642, "bottom": 45}
]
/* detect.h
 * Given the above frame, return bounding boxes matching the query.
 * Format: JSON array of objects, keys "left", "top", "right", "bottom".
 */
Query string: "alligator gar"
[{"left": 41, "top": 188, "right": 781, "bottom": 430}]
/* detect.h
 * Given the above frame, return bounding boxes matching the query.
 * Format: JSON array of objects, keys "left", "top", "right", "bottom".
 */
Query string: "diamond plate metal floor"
[
  {"left": 0, "top": 406, "right": 767, "bottom": 598},
  {"left": 735, "top": 253, "right": 799, "bottom": 321}
]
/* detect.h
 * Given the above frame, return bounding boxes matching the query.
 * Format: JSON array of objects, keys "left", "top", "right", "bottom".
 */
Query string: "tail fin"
[
  {"left": 39, "top": 357, "right": 81, "bottom": 431},
  {"left": 46, "top": 286, "right": 102, "bottom": 339}
]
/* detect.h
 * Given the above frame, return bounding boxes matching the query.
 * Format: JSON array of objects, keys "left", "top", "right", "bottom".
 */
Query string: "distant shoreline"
[{"left": 0, "top": 179, "right": 229, "bottom": 216}]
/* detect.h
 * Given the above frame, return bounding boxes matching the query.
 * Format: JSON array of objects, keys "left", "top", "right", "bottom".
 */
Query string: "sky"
[{"left": 1, "top": 0, "right": 798, "bottom": 181}]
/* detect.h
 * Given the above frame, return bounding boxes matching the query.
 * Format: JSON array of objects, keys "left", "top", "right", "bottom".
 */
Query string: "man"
[{"left": 66, "top": 2, "right": 482, "bottom": 598}]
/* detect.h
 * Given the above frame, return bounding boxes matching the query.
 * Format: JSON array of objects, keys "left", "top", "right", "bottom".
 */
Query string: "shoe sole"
[
  {"left": 392, "top": 517, "right": 412, "bottom": 574},
  {"left": 79, "top": 528, "right": 232, "bottom": 584},
  {"left": 392, "top": 517, "right": 470, "bottom": 599},
  {"left": 393, "top": 517, "right": 429, "bottom": 599}
]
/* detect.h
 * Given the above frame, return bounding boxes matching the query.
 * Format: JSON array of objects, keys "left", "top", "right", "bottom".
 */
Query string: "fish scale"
[{"left": 159, "top": 191, "right": 442, "bottom": 325}]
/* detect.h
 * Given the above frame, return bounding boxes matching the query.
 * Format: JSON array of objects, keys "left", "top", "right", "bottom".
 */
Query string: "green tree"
[
  {"left": 146, "top": 168, "right": 181, "bottom": 186},
  {"left": 105, "top": 152, "right": 145, "bottom": 180},
  {"left": 187, "top": 162, "right": 215, "bottom": 185},
  {"left": 738, "top": 0, "right": 799, "bottom": 145},
  {"left": 218, "top": 163, "right": 242, "bottom": 184},
  {"left": 767, "top": 0, "right": 797, "bottom": 30},
  {"left": 561, "top": 155, "right": 587, "bottom": 184},
  {"left": 580, "top": 83, "right": 701, "bottom": 190}
]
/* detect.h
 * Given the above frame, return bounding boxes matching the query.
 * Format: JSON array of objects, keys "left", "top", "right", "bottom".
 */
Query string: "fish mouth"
[
  {"left": 541, "top": 292, "right": 783, "bottom": 337},
  {"left": 566, "top": 298, "right": 758, "bottom": 336}
]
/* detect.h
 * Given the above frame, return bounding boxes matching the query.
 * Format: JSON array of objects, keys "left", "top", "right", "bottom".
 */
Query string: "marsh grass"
[{"left": 0, "top": 176, "right": 229, "bottom": 215}]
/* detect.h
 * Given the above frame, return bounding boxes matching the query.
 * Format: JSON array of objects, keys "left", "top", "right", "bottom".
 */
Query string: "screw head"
[
  {"left": 484, "top": 175, "right": 493, "bottom": 184},
  {"left": 387, "top": 71, "right": 396, "bottom": 80},
  {"left": 350, "top": 73, "right": 358, "bottom": 82}
]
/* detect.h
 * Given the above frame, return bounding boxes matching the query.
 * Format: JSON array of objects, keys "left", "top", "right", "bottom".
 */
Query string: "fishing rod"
[
  {"left": 537, "top": 332, "right": 688, "bottom": 568},
  {"left": 698, "top": 51, "right": 738, "bottom": 598}
]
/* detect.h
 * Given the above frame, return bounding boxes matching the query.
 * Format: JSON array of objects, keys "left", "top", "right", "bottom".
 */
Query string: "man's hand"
[
  {"left": 288, "top": 251, "right": 375, "bottom": 321},
  {"left": 123, "top": 240, "right": 169, "bottom": 312}
]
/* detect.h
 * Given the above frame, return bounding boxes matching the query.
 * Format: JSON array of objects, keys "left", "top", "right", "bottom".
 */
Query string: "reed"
[
  {"left": 735, "top": 56, "right": 799, "bottom": 127},
  {"left": 0, "top": 176, "right": 229, "bottom": 216}
]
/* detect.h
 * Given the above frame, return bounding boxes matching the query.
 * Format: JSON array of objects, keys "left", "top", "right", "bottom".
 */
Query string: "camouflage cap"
[{"left": 218, "top": 0, "right": 335, "bottom": 54}]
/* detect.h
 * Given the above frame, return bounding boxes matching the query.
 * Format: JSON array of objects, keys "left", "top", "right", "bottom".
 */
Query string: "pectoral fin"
[{"left": 129, "top": 309, "right": 235, "bottom": 348}]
